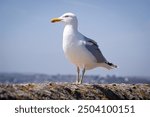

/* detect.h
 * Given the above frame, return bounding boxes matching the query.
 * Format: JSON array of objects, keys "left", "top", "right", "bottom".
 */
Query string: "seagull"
[{"left": 51, "top": 12, "right": 118, "bottom": 84}]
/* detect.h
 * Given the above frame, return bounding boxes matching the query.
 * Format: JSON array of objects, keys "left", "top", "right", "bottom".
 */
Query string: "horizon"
[{"left": 0, "top": 72, "right": 149, "bottom": 79}]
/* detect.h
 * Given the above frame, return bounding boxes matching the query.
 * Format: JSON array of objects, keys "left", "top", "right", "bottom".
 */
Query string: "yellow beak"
[{"left": 51, "top": 18, "right": 62, "bottom": 23}]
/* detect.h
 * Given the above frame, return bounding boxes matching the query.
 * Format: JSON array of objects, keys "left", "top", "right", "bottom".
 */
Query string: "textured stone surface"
[{"left": 0, "top": 83, "right": 150, "bottom": 100}]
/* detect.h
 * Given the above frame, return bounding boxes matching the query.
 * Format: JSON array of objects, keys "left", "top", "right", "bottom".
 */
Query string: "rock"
[{"left": 0, "top": 83, "right": 150, "bottom": 100}]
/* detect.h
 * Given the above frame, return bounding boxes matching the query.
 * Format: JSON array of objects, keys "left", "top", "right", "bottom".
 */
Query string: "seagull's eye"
[{"left": 64, "top": 15, "right": 69, "bottom": 18}]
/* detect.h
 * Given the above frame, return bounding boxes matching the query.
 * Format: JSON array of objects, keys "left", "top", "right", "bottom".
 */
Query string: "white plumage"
[{"left": 51, "top": 12, "right": 117, "bottom": 84}]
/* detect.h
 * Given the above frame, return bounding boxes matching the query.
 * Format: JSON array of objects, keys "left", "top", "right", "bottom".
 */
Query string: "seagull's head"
[{"left": 51, "top": 12, "right": 78, "bottom": 25}]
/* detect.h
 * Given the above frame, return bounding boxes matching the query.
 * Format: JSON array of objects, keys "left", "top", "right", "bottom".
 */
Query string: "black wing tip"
[{"left": 105, "top": 62, "right": 118, "bottom": 68}]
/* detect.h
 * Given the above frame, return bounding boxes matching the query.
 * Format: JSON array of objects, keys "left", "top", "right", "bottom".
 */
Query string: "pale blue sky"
[{"left": 0, "top": 0, "right": 150, "bottom": 77}]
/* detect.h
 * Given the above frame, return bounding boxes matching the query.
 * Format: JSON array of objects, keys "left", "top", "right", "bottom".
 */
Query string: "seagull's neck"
[
  {"left": 63, "top": 24, "right": 78, "bottom": 38},
  {"left": 63, "top": 23, "right": 80, "bottom": 53}
]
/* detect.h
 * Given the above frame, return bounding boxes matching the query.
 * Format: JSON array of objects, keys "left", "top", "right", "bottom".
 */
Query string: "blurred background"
[{"left": 0, "top": 0, "right": 150, "bottom": 80}]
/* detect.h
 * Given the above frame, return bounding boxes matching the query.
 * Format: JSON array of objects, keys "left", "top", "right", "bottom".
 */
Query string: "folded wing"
[{"left": 84, "top": 36, "right": 107, "bottom": 63}]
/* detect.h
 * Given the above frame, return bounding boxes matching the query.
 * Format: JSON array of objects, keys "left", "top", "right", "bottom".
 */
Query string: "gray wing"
[{"left": 84, "top": 36, "right": 107, "bottom": 63}]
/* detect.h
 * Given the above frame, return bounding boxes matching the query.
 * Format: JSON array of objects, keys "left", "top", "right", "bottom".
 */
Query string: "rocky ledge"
[{"left": 0, "top": 83, "right": 150, "bottom": 100}]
